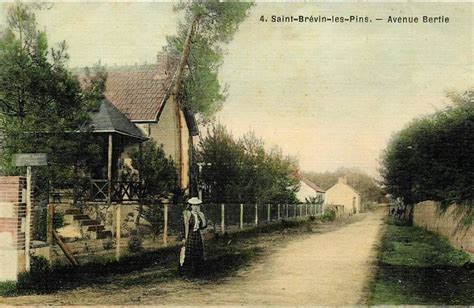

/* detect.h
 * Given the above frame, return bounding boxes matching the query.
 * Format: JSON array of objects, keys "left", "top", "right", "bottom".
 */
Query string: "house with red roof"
[
  {"left": 101, "top": 54, "right": 199, "bottom": 194},
  {"left": 69, "top": 54, "right": 198, "bottom": 204}
]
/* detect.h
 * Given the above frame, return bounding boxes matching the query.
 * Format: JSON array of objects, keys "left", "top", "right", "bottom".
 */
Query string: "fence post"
[
  {"left": 240, "top": 203, "right": 244, "bottom": 229},
  {"left": 277, "top": 204, "right": 281, "bottom": 220},
  {"left": 286, "top": 204, "right": 289, "bottom": 218},
  {"left": 25, "top": 166, "right": 32, "bottom": 271},
  {"left": 115, "top": 205, "right": 121, "bottom": 260},
  {"left": 221, "top": 203, "right": 225, "bottom": 234},
  {"left": 47, "top": 204, "right": 54, "bottom": 264},
  {"left": 255, "top": 204, "right": 258, "bottom": 226},
  {"left": 163, "top": 203, "right": 168, "bottom": 245},
  {"left": 294, "top": 204, "right": 297, "bottom": 218},
  {"left": 267, "top": 204, "right": 271, "bottom": 222}
]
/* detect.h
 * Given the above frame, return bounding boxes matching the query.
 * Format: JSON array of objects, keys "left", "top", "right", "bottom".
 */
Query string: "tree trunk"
[{"left": 172, "top": 15, "right": 201, "bottom": 190}]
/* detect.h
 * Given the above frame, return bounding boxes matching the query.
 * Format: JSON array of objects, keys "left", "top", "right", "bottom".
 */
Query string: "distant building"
[
  {"left": 296, "top": 177, "right": 325, "bottom": 203},
  {"left": 324, "top": 177, "right": 361, "bottom": 215}
]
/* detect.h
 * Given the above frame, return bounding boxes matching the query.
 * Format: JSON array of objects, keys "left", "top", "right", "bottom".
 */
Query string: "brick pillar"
[{"left": 0, "top": 176, "right": 27, "bottom": 281}]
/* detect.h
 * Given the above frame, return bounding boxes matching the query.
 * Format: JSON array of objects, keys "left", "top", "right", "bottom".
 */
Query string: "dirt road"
[
  {"left": 157, "top": 209, "right": 386, "bottom": 305},
  {"left": 0, "top": 209, "right": 385, "bottom": 305}
]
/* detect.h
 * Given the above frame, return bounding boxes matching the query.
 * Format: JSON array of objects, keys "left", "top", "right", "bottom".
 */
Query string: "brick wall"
[
  {"left": 0, "top": 176, "right": 27, "bottom": 281},
  {"left": 414, "top": 201, "right": 474, "bottom": 254},
  {"left": 0, "top": 176, "right": 26, "bottom": 251}
]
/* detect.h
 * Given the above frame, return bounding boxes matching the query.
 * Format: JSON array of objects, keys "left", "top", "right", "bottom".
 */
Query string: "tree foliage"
[
  {"left": 129, "top": 141, "right": 179, "bottom": 205},
  {"left": 165, "top": 1, "right": 253, "bottom": 119},
  {"left": 303, "top": 167, "right": 386, "bottom": 203},
  {"left": 128, "top": 141, "right": 179, "bottom": 236},
  {"left": 380, "top": 89, "right": 474, "bottom": 222},
  {"left": 0, "top": 4, "right": 104, "bottom": 195},
  {"left": 198, "top": 124, "right": 299, "bottom": 204}
]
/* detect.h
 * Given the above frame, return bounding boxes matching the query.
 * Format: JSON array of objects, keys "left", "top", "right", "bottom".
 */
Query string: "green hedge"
[{"left": 381, "top": 90, "right": 473, "bottom": 220}]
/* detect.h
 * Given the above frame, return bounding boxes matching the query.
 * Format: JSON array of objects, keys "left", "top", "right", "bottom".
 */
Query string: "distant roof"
[
  {"left": 90, "top": 100, "right": 147, "bottom": 140},
  {"left": 103, "top": 54, "right": 177, "bottom": 122},
  {"left": 301, "top": 177, "right": 325, "bottom": 193}
]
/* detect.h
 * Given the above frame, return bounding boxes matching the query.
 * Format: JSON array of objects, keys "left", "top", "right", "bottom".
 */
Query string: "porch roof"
[{"left": 90, "top": 100, "right": 147, "bottom": 140}]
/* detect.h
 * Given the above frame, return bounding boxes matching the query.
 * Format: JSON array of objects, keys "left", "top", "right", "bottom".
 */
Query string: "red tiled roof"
[
  {"left": 104, "top": 55, "right": 177, "bottom": 122},
  {"left": 301, "top": 177, "right": 326, "bottom": 193}
]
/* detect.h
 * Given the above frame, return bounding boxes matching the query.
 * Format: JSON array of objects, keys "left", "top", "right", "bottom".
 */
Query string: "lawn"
[{"left": 368, "top": 221, "right": 473, "bottom": 305}]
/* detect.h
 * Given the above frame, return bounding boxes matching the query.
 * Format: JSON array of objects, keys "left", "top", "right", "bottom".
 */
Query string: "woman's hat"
[{"left": 187, "top": 197, "right": 202, "bottom": 205}]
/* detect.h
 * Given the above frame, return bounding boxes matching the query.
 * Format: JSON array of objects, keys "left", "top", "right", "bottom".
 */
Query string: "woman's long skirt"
[{"left": 180, "top": 215, "right": 205, "bottom": 277}]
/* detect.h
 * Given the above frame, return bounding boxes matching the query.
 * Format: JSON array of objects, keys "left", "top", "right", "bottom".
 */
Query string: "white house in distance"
[
  {"left": 296, "top": 177, "right": 325, "bottom": 203},
  {"left": 324, "top": 177, "right": 361, "bottom": 215}
]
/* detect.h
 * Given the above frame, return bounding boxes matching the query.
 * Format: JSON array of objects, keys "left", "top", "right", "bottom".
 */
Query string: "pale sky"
[{"left": 0, "top": 2, "right": 472, "bottom": 176}]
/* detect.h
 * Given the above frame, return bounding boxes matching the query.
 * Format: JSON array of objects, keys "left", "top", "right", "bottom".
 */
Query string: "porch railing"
[{"left": 87, "top": 180, "right": 141, "bottom": 202}]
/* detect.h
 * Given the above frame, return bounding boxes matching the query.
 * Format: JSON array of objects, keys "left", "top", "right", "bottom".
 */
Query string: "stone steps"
[{"left": 59, "top": 209, "right": 112, "bottom": 240}]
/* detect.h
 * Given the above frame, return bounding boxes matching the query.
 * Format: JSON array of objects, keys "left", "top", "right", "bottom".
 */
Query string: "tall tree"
[
  {"left": 165, "top": 2, "right": 253, "bottom": 190},
  {"left": 166, "top": 1, "right": 254, "bottom": 118},
  {"left": 198, "top": 124, "right": 299, "bottom": 204},
  {"left": 0, "top": 3, "right": 104, "bottom": 197}
]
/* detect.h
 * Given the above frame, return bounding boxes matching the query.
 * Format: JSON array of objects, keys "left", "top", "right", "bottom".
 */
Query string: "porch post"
[{"left": 108, "top": 133, "right": 113, "bottom": 205}]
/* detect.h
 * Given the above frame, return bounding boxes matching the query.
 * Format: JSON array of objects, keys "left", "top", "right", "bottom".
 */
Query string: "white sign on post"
[{"left": 13, "top": 153, "right": 48, "bottom": 167}]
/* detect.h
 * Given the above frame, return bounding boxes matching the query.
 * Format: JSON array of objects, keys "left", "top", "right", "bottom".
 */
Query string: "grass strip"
[{"left": 368, "top": 221, "right": 473, "bottom": 305}]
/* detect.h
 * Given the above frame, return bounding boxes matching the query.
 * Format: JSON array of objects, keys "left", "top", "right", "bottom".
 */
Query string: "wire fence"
[
  {"left": 39, "top": 202, "right": 324, "bottom": 266},
  {"left": 167, "top": 203, "right": 324, "bottom": 237}
]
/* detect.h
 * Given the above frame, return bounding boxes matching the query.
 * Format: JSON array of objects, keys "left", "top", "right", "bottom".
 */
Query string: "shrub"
[
  {"left": 0, "top": 281, "right": 17, "bottom": 296},
  {"left": 281, "top": 219, "right": 299, "bottom": 228},
  {"left": 128, "top": 235, "right": 143, "bottom": 253},
  {"left": 17, "top": 255, "right": 51, "bottom": 292},
  {"left": 304, "top": 221, "right": 313, "bottom": 232},
  {"left": 102, "top": 238, "right": 114, "bottom": 250},
  {"left": 321, "top": 208, "right": 336, "bottom": 222}
]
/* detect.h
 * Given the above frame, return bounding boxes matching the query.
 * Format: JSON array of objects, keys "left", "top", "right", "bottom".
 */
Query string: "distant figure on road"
[{"left": 179, "top": 197, "right": 207, "bottom": 277}]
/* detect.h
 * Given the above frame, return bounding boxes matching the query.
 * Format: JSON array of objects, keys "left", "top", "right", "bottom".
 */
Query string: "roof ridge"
[{"left": 300, "top": 176, "right": 325, "bottom": 193}]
